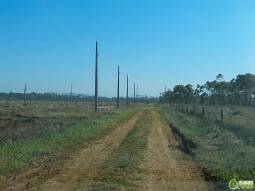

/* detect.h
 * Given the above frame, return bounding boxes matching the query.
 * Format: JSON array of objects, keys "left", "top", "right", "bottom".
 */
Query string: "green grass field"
[
  {"left": 161, "top": 104, "right": 255, "bottom": 190},
  {"left": 0, "top": 101, "right": 137, "bottom": 179}
]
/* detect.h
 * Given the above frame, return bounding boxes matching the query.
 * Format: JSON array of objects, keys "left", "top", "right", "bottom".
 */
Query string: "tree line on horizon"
[
  {"left": 0, "top": 92, "right": 158, "bottom": 104},
  {"left": 160, "top": 73, "right": 255, "bottom": 106}
]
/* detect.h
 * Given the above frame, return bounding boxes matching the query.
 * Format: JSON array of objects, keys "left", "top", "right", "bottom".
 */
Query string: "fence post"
[
  {"left": 202, "top": 107, "right": 205, "bottom": 117},
  {"left": 181, "top": 104, "right": 184, "bottom": 113},
  {"left": 220, "top": 108, "right": 223, "bottom": 123},
  {"left": 186, "top": 105, "right": 189, "bottom": 113},
  {"left": 193, "top": 104, "right": 195, "bottom": 114},
  {"left": 24, "top": 83, "right": 27, "bottom": 105}
]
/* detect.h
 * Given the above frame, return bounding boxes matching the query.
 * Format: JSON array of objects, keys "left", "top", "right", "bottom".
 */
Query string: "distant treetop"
[{"left": 216, "top": 74, "right": 224, "bottom": 82}]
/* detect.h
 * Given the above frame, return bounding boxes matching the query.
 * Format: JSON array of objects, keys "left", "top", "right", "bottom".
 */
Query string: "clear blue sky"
[{"left": 0, "top": 0, "right": 255, "bottom": 97}]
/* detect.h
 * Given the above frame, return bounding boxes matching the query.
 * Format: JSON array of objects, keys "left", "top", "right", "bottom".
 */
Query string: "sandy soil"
[{"left": 137, "top": 110, "right": 213, "bottom": 191}]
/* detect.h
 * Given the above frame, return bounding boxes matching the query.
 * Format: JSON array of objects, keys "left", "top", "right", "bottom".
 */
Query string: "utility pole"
[
  {"left": 71, "top": 83, "right": 73, "bottom": 95},
  {"left": 133, "top": 82, "right": 136, "bottom": 104},
  {"left": 165, "top": 85, "right": 167, "bottom": 94},
  {"left": 136, "top": 85, "right": 138, "bottom": 103},
  {"left": 24, "top": 83, "right": 27, "bottom": 105},
  {"left": 126, "top": 75, "right": 129, "bottom": 105},
  {"left": 94, "top": 41, "right": 99, "bottom": 112},
  {"left": 117, "top": 65, "right": 120, "bottom": 108},
  {"left": 70, "top": 83, "right": 73, "bottom": 103}
]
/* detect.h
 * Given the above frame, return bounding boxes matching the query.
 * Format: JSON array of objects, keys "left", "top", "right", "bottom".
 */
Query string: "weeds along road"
[{"left": 6, "top": 108, "right": 212, "bottom": 191}]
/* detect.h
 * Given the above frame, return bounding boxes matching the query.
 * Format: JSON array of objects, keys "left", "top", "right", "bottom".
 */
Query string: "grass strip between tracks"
[{"left": 90, "top": 109, "right": 152, "bottom": 191}]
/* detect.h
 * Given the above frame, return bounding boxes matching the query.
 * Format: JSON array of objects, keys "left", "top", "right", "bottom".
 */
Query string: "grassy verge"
[
  {"left": 90, "top": 109, "right": 152, "bottom": 191},
  {"left": 174, "top": 104, "right": 255, "bottom": 144},
  {"left": 0, "top": 108, "right": 137, "bottom": 177},
  {"left": 160, "top": 105, "right": 255, "bottom": 191},
  {"left": 0, "top": 101, "right": 111, "bottom": 142}
]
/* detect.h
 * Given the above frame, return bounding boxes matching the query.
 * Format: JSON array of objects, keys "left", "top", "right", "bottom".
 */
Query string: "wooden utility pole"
[
  {"left": 71, "top": 83, "right": 73, "bottom": 96},
  {"left": 24, "top": 83, "right": 27, "bottom": 105},
  {"left": 126, "top": 75, "right": 129, "bottom": 105},
  {"left": 117, "top": 65, "right": 120, "bottom": 108},
  {"left": 70, "top": 83, "right": 73, "bottom": 103},
  {"left": 133, "top": 82, "right": 136, "bottom": 104},
  {"left": 136, "top": 85, "right": 138, "bottom": 103},
  {"left": 94, "top": 41, "right": 99, "bottom": 112}
]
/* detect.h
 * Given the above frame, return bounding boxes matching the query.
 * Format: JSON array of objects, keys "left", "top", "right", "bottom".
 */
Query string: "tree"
[
  {"left": 160, "top": 73, "right": 255, "bottom": 107},
  {"left": 216, "top": 73, "right": 224, "bottom": 82},
  {"left": 232, "top": 73, "right": 255, "bottom": 105},
  {"left": 160, "top": 84, "right": 194, "bottom": 104}
]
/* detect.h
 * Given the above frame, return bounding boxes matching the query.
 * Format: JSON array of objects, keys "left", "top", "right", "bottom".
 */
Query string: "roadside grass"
[
  {"left": 160, "top": 105, "right": 255, "bottom": 190},
  {"left": 0, "top": 107, "right": 137, "bottom": 177},
  {"left": 90, "top": 109, "right": 152, "bottom": 191},
  {"left": 0, "top": 101, "right": 110, "bottom": 141},
  {"left": 176, "top": 104, "right": 255, "bottom": 145}
]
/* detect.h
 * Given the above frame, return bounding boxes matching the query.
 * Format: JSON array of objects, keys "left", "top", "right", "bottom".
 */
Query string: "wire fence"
[{"left": 174, "top": 104, "right": 225, "bottom": 124}]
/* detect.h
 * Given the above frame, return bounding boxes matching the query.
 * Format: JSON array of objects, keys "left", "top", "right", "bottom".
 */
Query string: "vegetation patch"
[
  {"left": 0, "top": 105, "right": 137, "bottom": 177},
  {"left": 0, "top": 101, "right": 110, "bottom": 142},
  {"left": 90, "top": 109, "right": 152, "bottom": 191},
  {"left": 161, "top": 106, "right": 255, "bottom": 191},
  {"left": 170, "top": 122, "right": 196, "bottom": 155}
]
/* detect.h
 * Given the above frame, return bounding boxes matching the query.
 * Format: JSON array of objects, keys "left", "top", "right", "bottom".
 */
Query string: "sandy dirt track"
[
  {"left": 137, "top": 110, "right": 213, "bottom": 191},
  {"left": 35, "top": 111, "right": 142, "bottom": 191},
  {"left": 4, "top": 111, "right": 141, "bottom": 191}
]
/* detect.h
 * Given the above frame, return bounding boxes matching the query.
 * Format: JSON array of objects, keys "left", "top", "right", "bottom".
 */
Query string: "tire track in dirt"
[
  {"left": 138, "top": 109, "right": 213, "bottom": 191},
  {"left": 36, "top": 111, "right": 142, "bottom": 191},
  {"left": 5, "top": 111, "right": 142, "bottom": 191}
]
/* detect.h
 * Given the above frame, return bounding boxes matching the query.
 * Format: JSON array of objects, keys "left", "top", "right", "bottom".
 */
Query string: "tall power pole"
[
  {"left": 71, "top": 83, "right": 73, "bottom": 96},
  {"left": 136, "top": 85, "right": 138, "bottom": 102},
  {"left": 126, "top": 75, "right": 129, "bottom": 105},
  {"left": 24, "top": 83, "right": 27, "bottom": 105},
  {"left": 94, "top": 42, "right": 99, "bottom": 112},
  {"left": 117, "top": 65, "right": 120, "bottom": 108},
  {"left": 133, "top": 82, "right": 136, "bottom": 104},
  {"left": 70, "top": 83, "right": 73, "bottom": 103}
]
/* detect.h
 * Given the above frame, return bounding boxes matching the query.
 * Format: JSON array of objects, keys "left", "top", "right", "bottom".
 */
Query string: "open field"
[
  {"left": 2, "top": 1, "right": 255, "bottom": 190},
  {"left": 2, "top": 101, "right": 254, "bottom": 191},
  {"left": 161, "top": 104, "right": 255, "bottom": 190},
  {"left": 0, "top": 104, "right": 214, "bottom": 191},
  {"left": 0, "top": 101, "right": 137, "bottom": 189},
  {"left": 0, "top": 101, "right": 97, "bottom": 141}
]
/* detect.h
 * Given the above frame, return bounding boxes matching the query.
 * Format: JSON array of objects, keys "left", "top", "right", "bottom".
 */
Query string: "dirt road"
[
  {"left": 4, "top": 108, "right": 213, "bottom": 191},
  {"left": 138, "top": 110, "right": 213, "bottom": 191},
  {"left": 5, "top": 111, "right": 142, "bottom": 191},
  {"left": 35, "top": 111, "right": 142, "bottom": 191}
]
